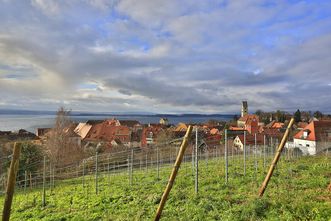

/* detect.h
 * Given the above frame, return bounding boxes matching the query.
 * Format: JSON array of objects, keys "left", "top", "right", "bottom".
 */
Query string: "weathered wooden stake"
[
  {"left": 258, "top": 118, "right": 294, "bottom": 197},
  {"left": 154, "top": 125, "right": 192, "bottom": 221},
  {"left": 2, "top": 143, "right": 21, "bottom": 221}
]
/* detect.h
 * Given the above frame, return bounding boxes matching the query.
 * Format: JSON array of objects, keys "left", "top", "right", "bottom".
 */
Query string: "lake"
[{"left": 0, "top": 113, "right": 235, "bottom": 133}]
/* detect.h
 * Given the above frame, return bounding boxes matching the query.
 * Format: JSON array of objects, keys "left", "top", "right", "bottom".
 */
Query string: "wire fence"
[{"left": 0, "top": 129, "right": 330, "bottom": 218}]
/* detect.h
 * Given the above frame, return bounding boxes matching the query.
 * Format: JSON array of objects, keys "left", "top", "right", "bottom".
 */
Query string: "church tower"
[{"left": 241, "top": 101, "right": 248, "bottom": 117}]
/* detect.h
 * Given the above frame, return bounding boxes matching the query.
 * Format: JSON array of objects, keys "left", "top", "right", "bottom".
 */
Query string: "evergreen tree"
[
  {"left": 313, "top": 111, "right": 323, "bottom": 119},
  {"left": 294, "top": 109, "right": 301, "bottom": 122}
]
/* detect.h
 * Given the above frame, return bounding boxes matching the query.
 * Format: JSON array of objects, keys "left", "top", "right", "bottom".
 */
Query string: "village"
[{"left": 1, "top": 101, "right": 330, "bottom": 158}]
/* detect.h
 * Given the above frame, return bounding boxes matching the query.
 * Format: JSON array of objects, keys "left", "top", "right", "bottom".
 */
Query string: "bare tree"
[
  {"left": 156, "top": 130, "right": 175, "bottom": 146},
  {"left": 46, "top": 107, "right": 85, "bottom": 166}
]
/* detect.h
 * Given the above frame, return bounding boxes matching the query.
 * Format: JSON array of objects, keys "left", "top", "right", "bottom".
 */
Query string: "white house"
[
  {"left": 233, "top": 134, "right": 264, "bottom": 150},
  {"left": 293, "top": 120, "right": 331, "bottom": 155}
]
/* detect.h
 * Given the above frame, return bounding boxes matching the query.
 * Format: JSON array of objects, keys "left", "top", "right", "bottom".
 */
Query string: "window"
[{"left": 306, "top": 144, "right": 310, "bottom": 147}]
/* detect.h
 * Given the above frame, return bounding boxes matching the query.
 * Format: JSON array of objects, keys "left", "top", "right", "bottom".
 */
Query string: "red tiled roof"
[
  {"left": 272, "top": 122, "right": 284, "bottom": 129},
  {"left": 210, "top": 128, "right": 219, "bottom": 135},
  {"left": 261, "top": 128, "right": 283, "bottom": 138},
  {"left": 238, "top": 114, "right": 259, "bottom": 123},
  {"left": 84, "top": 121, "right": 130, "bottom": 143},
  {"left": 294, "top": 120, "right": 331, "bottom": 141},
  {"left": 229, "top": 126, "right": 245, "bottom": 131},
  {"left": 236, "top": 134, "right": 264, "bottom": 145}
]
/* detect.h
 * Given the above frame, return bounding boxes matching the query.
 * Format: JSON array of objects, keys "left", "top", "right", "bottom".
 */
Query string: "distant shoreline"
[
  {"left": 0, "top": 111, "right": 235, "bottom": 133},
  {"left": 0, "top": 109, "right": 237, "bottom": 118}
]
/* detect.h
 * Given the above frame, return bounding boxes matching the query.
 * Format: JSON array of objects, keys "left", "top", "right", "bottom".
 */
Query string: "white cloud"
[
  {"left": 31, "top": 0, "right": 60, "bottom": 15},
  {"left": 0, "top": 0, "right": 330, "bottom": 113}
]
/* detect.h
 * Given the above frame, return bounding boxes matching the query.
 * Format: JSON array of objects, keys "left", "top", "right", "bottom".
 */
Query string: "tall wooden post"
[
  {"left": 2, "top": 143, "right": 21, "bottom": 221},
  {"left": 154, "top": 125, "right": 193, "bottom": 221},
  {"left": 258, "top": 118, "right": 295, "bottom": 197}
]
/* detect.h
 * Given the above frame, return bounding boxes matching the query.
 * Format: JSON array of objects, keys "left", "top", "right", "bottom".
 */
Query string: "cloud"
[{"left": 0, "top": 0, "right": 330, "bottom": 113}]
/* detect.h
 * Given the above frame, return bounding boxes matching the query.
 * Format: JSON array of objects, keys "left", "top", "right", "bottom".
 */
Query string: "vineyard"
[{"left": 0, "top": 132, "right": 331, "bottom": 220}]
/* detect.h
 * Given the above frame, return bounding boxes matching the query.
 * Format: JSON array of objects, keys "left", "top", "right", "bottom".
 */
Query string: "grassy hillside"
[{"left": 0, "top": 155, "right": 330, "bottom": 221}]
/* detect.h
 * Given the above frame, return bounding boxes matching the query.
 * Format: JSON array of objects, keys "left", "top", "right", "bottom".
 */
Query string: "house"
[
  {"left": 74, "top": 123, "right": 92, "bottom": 139},
  {"left": 233, "top": 134, "right": 264, "bottom": 150},
  {"left": 229, "top": 126, "right": 245, "bottom": 131},
  {"left": 39, "top": 124, "right": 81, "bottom": 146},
  {"left": 36, "top": 128, "right": 51, "bottom": 137},
  {"left": 293, "top": 120, "right": 331, "bottom": 155},
  {"left": 159, "top": 118, "right": 169, "bottom": 125},
  {"left": 174, "top": 122, "right": 188, "bottom": 132},
  {"left": 296, "top": 122, "right": 308, "bottom": 130},
  {"left": 237, "top": 114, "right": 259, "bottom": 128},
  {"left": 210, "top": 128, "right": 220, "bottom": 135},
  {"left": 84, "top": 120, "right": 131, "bottom": 148},
  {"left": 64, "top": 124, "right": 82, "bottom": 147},
  {"left": 141, "top": 125, "right": 163, "bottom": 148},
  {"left": 260, "top": 127, "right": 283, "bottom": 140},
  {"left": 103, "top": 119, "right": 141, "bottom": 128},
  {"left": 0, "top": 129, "right": 38, "bottom": 141},
  {"left": 245, "top": 117, "right": 259, "bottom": 134},
  {"left": 204, "top": 134, "right": 222, "bottom": 149},
  {"left": 266, "top": 120, "right": 284, "bottom": 129}
]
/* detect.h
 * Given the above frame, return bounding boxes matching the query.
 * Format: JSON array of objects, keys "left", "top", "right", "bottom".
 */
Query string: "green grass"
[{"left": 1, "top": 155, "right": 330, "bottom": 221}]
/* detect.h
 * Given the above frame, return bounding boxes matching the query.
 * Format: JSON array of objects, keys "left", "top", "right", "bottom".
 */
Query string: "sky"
[{"left": 0, "top": 0, "right": 331, "bottom": 114}]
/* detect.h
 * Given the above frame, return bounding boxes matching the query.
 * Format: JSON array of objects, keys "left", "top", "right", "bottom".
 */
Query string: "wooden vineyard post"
[
  {"left": 258, "top": 118, "right": 295, "bottom": 197},
  {"left": 2, "top": 142, "right": 21, "bottom": 221},
  {"left": 154, "top": 125, "right": 193, "bottom": 221}
]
